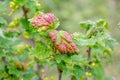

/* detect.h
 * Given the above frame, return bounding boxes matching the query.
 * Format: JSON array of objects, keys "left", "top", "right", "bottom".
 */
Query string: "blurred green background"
[{"left": 39, "top": 0, "right": 120, "bottom": 79}]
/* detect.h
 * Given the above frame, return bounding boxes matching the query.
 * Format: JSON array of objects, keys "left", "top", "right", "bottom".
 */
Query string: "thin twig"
[
  {"left": 2, "top": 56, "right": 8, "bottom": 65},
  {"left": 87, "top": 48, "right": 91, "bottom": 59},
  {"left": 22, "top": 6, "right": 28, "bottom": 19},
  {"left": 36, "top": 63, "right": 43, "bottom": 80},
  {"left": 85, "top": 47, "right": 91, "bottom": 80},
  {"left": 22, "top": 5, "right": 43, "bottom": 80},
  {"left": 57, "top": 68, "right": 62, "bottom": 80}
]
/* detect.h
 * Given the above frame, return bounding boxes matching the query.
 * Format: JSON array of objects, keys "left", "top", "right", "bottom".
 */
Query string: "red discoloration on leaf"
[
  {"left": 49, "top": 30, "right": 79, "bottom": 54},
  {"left": 63, "top": 32, "right": 72, "bottom": 43},
  {"left": 31, "top": 13, "right": 56, "bottom": 29},
  {"left": 49, "top": 30, "right": 57, "bottom": 42}
]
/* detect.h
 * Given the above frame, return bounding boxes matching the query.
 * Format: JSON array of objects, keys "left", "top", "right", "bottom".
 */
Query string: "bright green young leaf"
[
  {"left": 80, "top": 21, "right": 93, "bottom": 30},
  {"left": 96, "top": 19, "right": 110, "bottom": 30}
]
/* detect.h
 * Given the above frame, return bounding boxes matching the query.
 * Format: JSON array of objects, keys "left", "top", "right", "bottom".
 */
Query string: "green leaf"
[
  {"left": 0, "top": 1, "right": 7, "bottom": 14},
  {"left": 0, "top": 36, "right": 20, "bottom": 48},
  {"left": 72, "top": 65, "right": 86, "bottom": 80},
  {"left": 15, "top": 0, "right": 28, "bottom": 6},
  {"left": 20, "top": 18, "right": 30, "bottom": 30},
  {"left": 71, "top": 55, "right": 85, "bottom": 63},
  {"left": 32, "top": 40, "right": 52, "bottom": 65},
  {"left": 25, "top": 0, "right": 37, "bottom": 14},
  {"left": 80, "top": 21, "right": 93, "bottom": 30},
  {"left": 92, "top": 44, "right": 104, "bottom": 54},
  {"left": 23, "top": 67, "right": 36, "bottom": 80},
  {"left": 105, "top": 76, "right": 114, "bottom": 80},
  {"left": 96, "top": 19, "right": 110, "bottom": 30},
  {"left": 55, "top": 54, "right": 64, "bottom": 63},
  {"left": 0, "top": 17, "right": 7, "bottom": 27},
  {"left": 9, "top": 67, "right": 22, "bottom": 77},
  {"left": 74, "top": 38, "right": 96, "bottom": 46},
  {"left": 86, "top": 25, "right": 96, "bottom": 37},
  {"left": 91, "top": 65, "right": 104, "bottom": 80},
  {"left": 62, "top": 68, "right": 72, "bottom": 79}
]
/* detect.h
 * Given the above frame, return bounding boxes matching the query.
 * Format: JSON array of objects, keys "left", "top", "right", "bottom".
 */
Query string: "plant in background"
[
  {"left": 0, "top": 0, "right": 117, "bottom": 80},
  {"left": 72, "top": 20, "right": 117, "bottom": 80}
]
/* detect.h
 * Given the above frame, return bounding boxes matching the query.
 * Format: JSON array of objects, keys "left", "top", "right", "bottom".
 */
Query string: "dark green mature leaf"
[{"left": 20, "top": 18, "right": 30, "bottom": 29}]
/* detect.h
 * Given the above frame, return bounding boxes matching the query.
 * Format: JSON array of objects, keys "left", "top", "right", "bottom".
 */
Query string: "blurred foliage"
[{"left": 40, "top": 0, "right": 120, "bottom": 41}]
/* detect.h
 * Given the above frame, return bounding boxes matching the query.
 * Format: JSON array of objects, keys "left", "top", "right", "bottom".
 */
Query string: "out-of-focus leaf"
[
  {"left": 32, "top": 40, "right": 52, "bottom": 65},
  {"left": 86, "top": 26, "right": 96, "bottom": 37},
  {"left": 0, "top": 36, "right": 20, "bottom": 47},
  {"left": 20, "top": 18, "right": 29, "bottom": 30},
  {"left": 105, "top": 76, "right": 114, "bottom": 80},
  {"left": 80, "top": 21, "right": 93, "bottom": 30},
  {"left": 73, "top": 65, "right": 86, "bottom": 80},
  {"left": 9, "top": 67, "right": 22, "bottom": 77},
  {"left": 62, "top": 68, "right": 72, "bottom": 79},
  {"left": 23, "top": 67, "right": 36, "bottom": 80},
  {"left": 0, "top": 1, "right": 7, "bottom": 14},
  {"left": 74, "top": 38, "right": 96, "bottom": 46},
  {"left": 26, "top": 0, "right": 36, "bottom": 13},
  {"left": 91, "top": 65, "right": 104, "bottom": 80},
  {"left": 71, "top": 55, "right": 85, "bottom": 63},
  {"left": 97, "top": 19, "right": 110, "bottom": 30},
  {"left": 0, "top": 17, "right": 7, "bottom": 27},
  {"left": 15, "top": 0, "right": 28, "bottom": 6}
]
